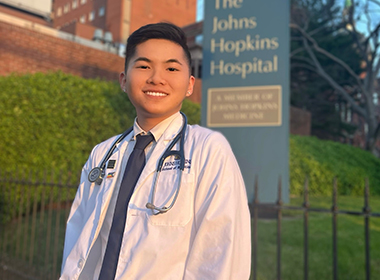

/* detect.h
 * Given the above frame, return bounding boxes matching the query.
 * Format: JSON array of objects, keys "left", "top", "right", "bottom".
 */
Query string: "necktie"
[{"left": 99, "top": 133, "right": 154, "bottom": 280}]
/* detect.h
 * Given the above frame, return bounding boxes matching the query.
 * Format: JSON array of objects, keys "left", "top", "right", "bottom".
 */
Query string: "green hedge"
[
  {"left": 290, "top": 135, "right": 380, "bottom": 196},
  {"left": 0, "top": 72, "right": 200, "bottom": 175},
  {"left": 0, "top": 72, "right": 200, "bottom": 223}
]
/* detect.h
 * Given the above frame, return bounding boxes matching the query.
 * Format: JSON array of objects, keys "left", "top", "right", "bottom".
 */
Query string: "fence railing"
[
  {"left": 250, "top": 176, "right": 380, "bottom": 280},
  {"left": 1, "top": 170, "right": 380, "bottom": 280},
  {"left": 0, "top": 169, "right": 78, "bottom": 280}
]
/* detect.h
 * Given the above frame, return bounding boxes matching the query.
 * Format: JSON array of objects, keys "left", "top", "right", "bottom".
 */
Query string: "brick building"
[
  {"left": 52, "top": 0, "right": 197, "bottom": 45},
  {"left": 0, "top": 0, "right": 52, "bottom": 26},
  {"left": 0, "top": 0, "right": 197, "bottom": 47},
  {"left": 0, "top": 12, "right": 124, "bottom": 81}
]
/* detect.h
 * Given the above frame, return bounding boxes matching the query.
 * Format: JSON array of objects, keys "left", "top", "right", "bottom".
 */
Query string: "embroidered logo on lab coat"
[{"left": 162, "top": 159, "right": 191, "bottom": 171}]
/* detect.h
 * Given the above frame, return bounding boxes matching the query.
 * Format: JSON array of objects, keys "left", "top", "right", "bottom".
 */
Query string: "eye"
[
  {"left": 167, "top": 67, "right": 179, "bottom": 72},
  {"left": 137, "top": 65, "right": 149, "bottom": 69}
]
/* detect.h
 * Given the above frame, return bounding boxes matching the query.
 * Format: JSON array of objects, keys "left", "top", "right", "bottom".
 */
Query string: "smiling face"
[{"left": 120, "top": 39, "right": 195, "bottom": 130}]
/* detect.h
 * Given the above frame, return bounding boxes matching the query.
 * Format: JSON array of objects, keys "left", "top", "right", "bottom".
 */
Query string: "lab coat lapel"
[
  {"left": 136, "top": 114, "right": 184, "bottom": 187},
  {"left": 86, "top": 133, "right": 133, "bottom": 253},
  {"left": 96, "top": 133, "right": 132, "bottom": 227}
]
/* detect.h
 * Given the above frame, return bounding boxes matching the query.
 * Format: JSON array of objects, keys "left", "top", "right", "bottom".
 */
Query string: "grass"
[
  {"left": 0, "top": 208, "right": 68, "bottom": 279},
  {"left": 251, "top": 196, "right": 380, "bottom": 280},
  {"left": 1, "top": 196, "right": 380, "bottom": 280}
]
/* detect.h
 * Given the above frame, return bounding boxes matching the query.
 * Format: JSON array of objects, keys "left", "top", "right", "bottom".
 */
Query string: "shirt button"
[{"left": 77, "top": 259, "right": 84, "bottom": 269}]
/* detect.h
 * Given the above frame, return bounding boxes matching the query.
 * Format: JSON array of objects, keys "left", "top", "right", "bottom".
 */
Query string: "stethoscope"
[{"left": 88, "top": 112, "right": 187, "bottom": 215}]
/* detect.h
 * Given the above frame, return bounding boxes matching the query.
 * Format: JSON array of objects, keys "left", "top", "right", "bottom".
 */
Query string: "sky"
[{"left": 196, "top": 0, "right": 204, "bottom": 22}]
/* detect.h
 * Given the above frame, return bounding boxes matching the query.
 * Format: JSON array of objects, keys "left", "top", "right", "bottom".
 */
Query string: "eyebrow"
[
  {"left": 133, "top": 57, "right": 183, "bottom": 65},
  {"left": 166, "top": 59, "right": 183, "bottom": 65}
]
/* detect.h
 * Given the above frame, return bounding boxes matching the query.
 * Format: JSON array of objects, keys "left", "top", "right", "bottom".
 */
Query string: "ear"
[
  {"left": 119, "top": 72, "right": 127, "bottom": 92},
  {"left": 186, "top": 75, "right": 195, "bottom": 96}
]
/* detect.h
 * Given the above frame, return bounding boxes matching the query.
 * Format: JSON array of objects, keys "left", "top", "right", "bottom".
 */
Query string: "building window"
[
  {"left": 80, "top": 0, "right": 87, "bottom": 4},
  {"left": 99, "top": 6, "right": 105, "bottom": 17},
  {"left": 72, "top": 0, "right": 78, "bottom": 9},
  {"left": 374, "top": 92, "right": 379, "bottom": 105},
  {"left": 88, "top": 11, "right": 95, "bottom": 21},
  {"left": 347, "top": 106, "right": 352, "bottom": 122},
  {"left": 57, "top": 7, "right": 62, "bottom": 17},
  {"left": 364, "top": 123, "right": 368, "bottom": 134},
  {"left": 63, "top": 3, "right": 70, "bottom": 14},
  {"left": 80, "top": 15, "right": 86, "bottom": 23}
]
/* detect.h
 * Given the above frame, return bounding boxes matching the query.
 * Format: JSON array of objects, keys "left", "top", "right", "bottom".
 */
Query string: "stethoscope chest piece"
[
  {"left": 88, "top": 167, "right": 104, "bottom": 185},
  {"left": 87, "top": 127, "right": 133, "bottom": 186}
]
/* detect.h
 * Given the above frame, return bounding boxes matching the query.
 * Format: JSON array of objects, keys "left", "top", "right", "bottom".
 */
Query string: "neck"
[
  {"left": 136, "top": 112, "right": 179, "bottom": 131},
  {"left": 136, "top": 118, "right": 161, "bottom": 132}
]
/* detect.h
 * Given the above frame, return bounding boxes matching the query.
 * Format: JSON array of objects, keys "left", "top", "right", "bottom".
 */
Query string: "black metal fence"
[
  {"left": 0, "top": 169, "right": 78, "bottom": 280},
  {"left": 250, "top": 176, "right": 380, "bottom": 280},
  {"left": 1, "top": 170, "right": 380, "bottom": 280}
]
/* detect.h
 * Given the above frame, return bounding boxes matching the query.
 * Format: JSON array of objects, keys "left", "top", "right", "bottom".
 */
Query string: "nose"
[{"left": 147, "top": 69, "right": 166, "bottom": 85}]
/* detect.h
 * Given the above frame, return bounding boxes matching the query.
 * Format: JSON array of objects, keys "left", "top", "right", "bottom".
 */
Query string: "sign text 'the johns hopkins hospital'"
[{"left": 209, "top": 0, "right": 280, "bottom": 79}]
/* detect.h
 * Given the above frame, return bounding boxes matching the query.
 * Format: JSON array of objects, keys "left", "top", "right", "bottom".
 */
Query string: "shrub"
[
  {"left": 290, "top": 135, "right": 380, "bottom": 196},
  {"left": 0, "top": 72, "right": 201, "bottom": 223}
]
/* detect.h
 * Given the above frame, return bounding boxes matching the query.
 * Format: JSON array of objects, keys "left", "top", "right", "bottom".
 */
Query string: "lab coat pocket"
[{"left": 146, "top": 172, "right": 194, "bottom": 227}]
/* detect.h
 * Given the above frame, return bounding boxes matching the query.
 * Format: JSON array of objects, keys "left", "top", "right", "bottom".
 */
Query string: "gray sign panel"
[
  {"left": 208, "top": 85, "right": 282, "bottom": 127},
  {"left": 202, "top": 0, "right": 290, "bottom": 203}
]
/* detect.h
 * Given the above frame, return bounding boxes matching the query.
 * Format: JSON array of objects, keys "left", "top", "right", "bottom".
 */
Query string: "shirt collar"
[{"left": 132, "top": 112, "right": 181, "bottom": 142}]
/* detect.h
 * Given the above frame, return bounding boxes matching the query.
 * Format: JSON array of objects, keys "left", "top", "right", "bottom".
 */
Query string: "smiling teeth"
[{"left": 146, "top": 91, "right": 167, "bottom": 97}]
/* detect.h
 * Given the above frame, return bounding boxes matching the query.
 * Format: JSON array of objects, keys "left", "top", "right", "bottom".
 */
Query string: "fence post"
[
  {"left": 29, "top": 170, "right": 39, "bottom": 269},
  {"left": 44, "top": 169, "right": 55, "bottom": 280},
  {"left": 37, "top": 169, "right": 47, "bottom": 279},
  {"left": 363, "top": 178, "right": 371, "bottom": 280},
  {"left": 252, "top": 175, "right": 258, "bottom": 280},
  {"left": 277, "top": 176, "right": 283, "bottom": 280},
  {"left": 332, "top": 177, "right": 338, "bottom": 280},
  {"left": 16, "top": 168, "right": 25, "bottom": 259},
  {"left": 22, "top": 170, "right": 33, "bottom": 262},
  {"left": 0, "top": 169, "right": 5, "bottom": 254},
  {"left": 303, "top": 177, "right": 309, "bottom": 280},
  {"left": 52, "top": 169, "right": 63, "bottom": 279}
]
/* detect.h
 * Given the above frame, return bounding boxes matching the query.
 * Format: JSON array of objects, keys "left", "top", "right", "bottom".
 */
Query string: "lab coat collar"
[
  {"left": 114, "top": 112, "right": 182, "bottom": 153},
  {"left": 133, "top": 112, "right": 181, "bottom": 143},
  {"left": 137, "top": 112, "right": 185, "bottom": 184}
]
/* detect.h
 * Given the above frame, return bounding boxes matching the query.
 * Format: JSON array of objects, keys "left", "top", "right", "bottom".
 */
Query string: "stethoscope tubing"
[
  {"left": 146, "top": 112, "right": 187, "bottom": 214},
  {"left": 88, "top": 112, "right": 188, "bottom": 215}
]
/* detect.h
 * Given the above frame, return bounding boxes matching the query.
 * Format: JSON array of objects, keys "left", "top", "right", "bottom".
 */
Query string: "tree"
[
  {"left": 290, "top": 0, "right": 380, "bottom": 154},
  {"left": 290, "top": 2, "right": 362, "bottom": 141}
]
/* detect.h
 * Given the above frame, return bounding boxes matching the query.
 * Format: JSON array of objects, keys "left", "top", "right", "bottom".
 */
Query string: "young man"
[{"left": 60, "top": 22, "right": 251, "bottom": 280}]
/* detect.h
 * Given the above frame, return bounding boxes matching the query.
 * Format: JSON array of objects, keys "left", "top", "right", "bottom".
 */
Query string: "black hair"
[{"left": 124, "top": 22, "right": 191, "bottom": 72}]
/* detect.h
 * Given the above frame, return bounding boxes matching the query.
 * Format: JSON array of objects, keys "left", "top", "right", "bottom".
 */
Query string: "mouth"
[{"left": 145, "top": 91, "right": 168, "bottom": 97}]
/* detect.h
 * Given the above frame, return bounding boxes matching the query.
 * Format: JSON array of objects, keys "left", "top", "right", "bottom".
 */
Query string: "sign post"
[{"left": 202, "top": 0, "right": 290, "bottom": 203}]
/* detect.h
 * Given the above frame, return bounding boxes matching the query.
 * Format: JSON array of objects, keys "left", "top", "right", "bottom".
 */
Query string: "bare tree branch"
[
  {"left": 290, "top": 23, "right": 364, "bottom": 89},
  {"left": 364, "top": 0, "right": 373, "bottom": 35},
  {"left": 375, "top": 55, "right": 380, "bottom": 77},
  {"left": 290, "top": 47, "right": 305, "bottom": 57},
  {"left": 345, "top": 0, "right": 371, "bottom": 65},
  {"left": 292, "top": 55, "right": 315, "bottom": 66},
  {"left": 291, "top": 63, "right": 318, "bottom": 73},
  {"left": 300, "top": 36, "right": 367, "bottom": 117},
  {"left": 370, "top": 123, "right": 380, "bottom": 152},
  {"left": 369, "top": 0, "right": 380, "bottom": 7}
]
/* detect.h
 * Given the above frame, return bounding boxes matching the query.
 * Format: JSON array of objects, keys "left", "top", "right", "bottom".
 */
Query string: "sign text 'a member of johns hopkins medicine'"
[
  {"left": 209, "top": 0, "right": 279, "bottom": 79},
  {"left": 207, "top": 86, "right": 282, "bottom": 127}
]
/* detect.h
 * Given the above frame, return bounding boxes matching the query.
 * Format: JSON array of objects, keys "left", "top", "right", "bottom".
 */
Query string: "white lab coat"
[{"left": 60, "top": 114, "right": 251, "bottom": 280}]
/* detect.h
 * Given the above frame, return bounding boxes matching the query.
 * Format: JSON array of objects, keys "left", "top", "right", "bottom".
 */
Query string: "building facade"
[
  {"left": 0, "top": 0, "right": 52, "bottom": 25},
  {"left": 51, "top": 0, "right": 197, "bottom": 44}
]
